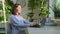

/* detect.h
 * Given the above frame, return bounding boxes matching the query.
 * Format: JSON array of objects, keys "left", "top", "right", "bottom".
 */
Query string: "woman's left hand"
[{"left": 31, "top": 22, "right": 39, "bottom": 26}]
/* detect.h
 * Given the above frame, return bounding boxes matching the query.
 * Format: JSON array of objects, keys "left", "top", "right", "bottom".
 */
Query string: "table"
[{"left": 27, "top": 26, "right": 60, "bottom": 34}]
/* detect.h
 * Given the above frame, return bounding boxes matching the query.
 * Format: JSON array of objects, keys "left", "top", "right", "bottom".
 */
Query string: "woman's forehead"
[{"left": 17, "top": 5, "right": 21, "bottom": 8}]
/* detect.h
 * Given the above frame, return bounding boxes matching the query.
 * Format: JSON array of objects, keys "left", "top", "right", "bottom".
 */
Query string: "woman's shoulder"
[
  {"left": 9, "top": 14, "right": 24, "bottom": 19},
  {"left": 9, "top": 14, "right": 15, "bottom": 18}
]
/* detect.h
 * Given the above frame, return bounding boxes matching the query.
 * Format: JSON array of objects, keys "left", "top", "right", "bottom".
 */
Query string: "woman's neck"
[{"left": 15, "top": 13, "right": 20, "bottom": 16}]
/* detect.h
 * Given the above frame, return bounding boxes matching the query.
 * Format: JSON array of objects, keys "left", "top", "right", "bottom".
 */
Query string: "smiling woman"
[{"left": 9, "top": 3, "right": 38, "bottom": 34}]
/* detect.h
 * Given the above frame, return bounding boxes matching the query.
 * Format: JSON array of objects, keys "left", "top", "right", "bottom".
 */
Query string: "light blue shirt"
[{"left": 9, "top": 15, "right": 32, "bottom": 34}]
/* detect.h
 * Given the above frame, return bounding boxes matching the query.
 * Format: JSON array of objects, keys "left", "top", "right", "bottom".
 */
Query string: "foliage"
[
  {"left": 27, "top": 0, "right": 41, "bottom": 17},
  {"left": 28, "top": 0, "right": 48, "bottom": 10},
  {"left": 0, "top": 16, "right": 4, "bottom": 21},
  {"left": 5, "top": 0, "right": 14, "bottom": 21},
  {"left": 39, "top": 7, "right": 50, "bottom": 17},
  {"left": 5, "top": 0, "right": 14, "bottom": 14},
  {"left": 27, "top": 12, "right": 34, "bottom": 17},
  {"left": 38, "top": 0, "right": 50, "bottom": 18},
  {"left": 53, "top": 5, "right": 60, "bottom": 13},
  {"left": 50, "top": 3, "right": 60, "bottom": 17},
  {"left": 28, "top": 0, "right": 39, "bottom": 21},
  {"left": 28, "top": 0, "right": 39, "bottom": 10},
  {"left": 0, "top": 4, "right": 3, "bottom": 10},
  {"left": 50, "top": 1, "right": 60, "bottom": 13}
]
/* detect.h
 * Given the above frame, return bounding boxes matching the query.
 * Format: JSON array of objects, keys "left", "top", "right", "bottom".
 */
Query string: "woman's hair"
[{"left": 11, "top": 4, "right": 21, "bottom": 15}]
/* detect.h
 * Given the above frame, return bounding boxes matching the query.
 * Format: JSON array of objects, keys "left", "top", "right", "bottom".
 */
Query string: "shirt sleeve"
[
  {"left": 23, "top": 19, "right": 32, "bottom": 25},
  {"left": 10, "top": 16, "right": 31, "bottom": 27}
]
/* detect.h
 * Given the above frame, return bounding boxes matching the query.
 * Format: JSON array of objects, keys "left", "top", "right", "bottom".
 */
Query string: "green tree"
[
  {"left": 38, "top": 0, "right": 50, "bottom": 18},
  {"left": 5, "top": 0, "right": 14, "bottom": 21},
  {"left": 0, "top": 4, "right": 3, "bottom": 10},
  {"left": 27, "top": 0, "right": 49, "bottom": 21},
  {"left": 27, "top": 0, "right": 39, "bottom": 22},
  {"left": 28, "top": 0, "right": 39, "bottom": 12}
]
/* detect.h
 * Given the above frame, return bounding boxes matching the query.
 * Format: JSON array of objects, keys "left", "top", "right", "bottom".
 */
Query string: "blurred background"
[{"left": 0, "top": 0, "right": 60, "bottom": 34}]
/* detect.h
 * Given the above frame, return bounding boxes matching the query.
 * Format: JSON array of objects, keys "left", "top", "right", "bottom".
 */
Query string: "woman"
[{"left": 9, "top": 4, "right": 36, "bottom": 34}]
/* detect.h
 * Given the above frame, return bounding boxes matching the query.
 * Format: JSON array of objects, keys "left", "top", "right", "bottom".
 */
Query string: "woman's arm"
[
  {"left": 10, "top": 16, "right": 31, "bottom": 27},
  {"left": 23, "top": 19, "right": 37, "bottom": 27}
]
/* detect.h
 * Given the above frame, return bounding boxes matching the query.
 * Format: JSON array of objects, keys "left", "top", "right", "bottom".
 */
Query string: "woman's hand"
[{"left": 31, "top": 22, "right": 38, "bottom": 26}]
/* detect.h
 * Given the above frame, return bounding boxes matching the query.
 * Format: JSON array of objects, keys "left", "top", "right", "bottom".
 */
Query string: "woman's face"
[{"left": 15, "top": 5, "right": 22, "bottom": 14}]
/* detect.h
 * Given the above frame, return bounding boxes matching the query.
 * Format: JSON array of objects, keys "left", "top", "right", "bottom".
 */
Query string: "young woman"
[{"left": 9, "top": 4, "right": 37, "bottom": 34}]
